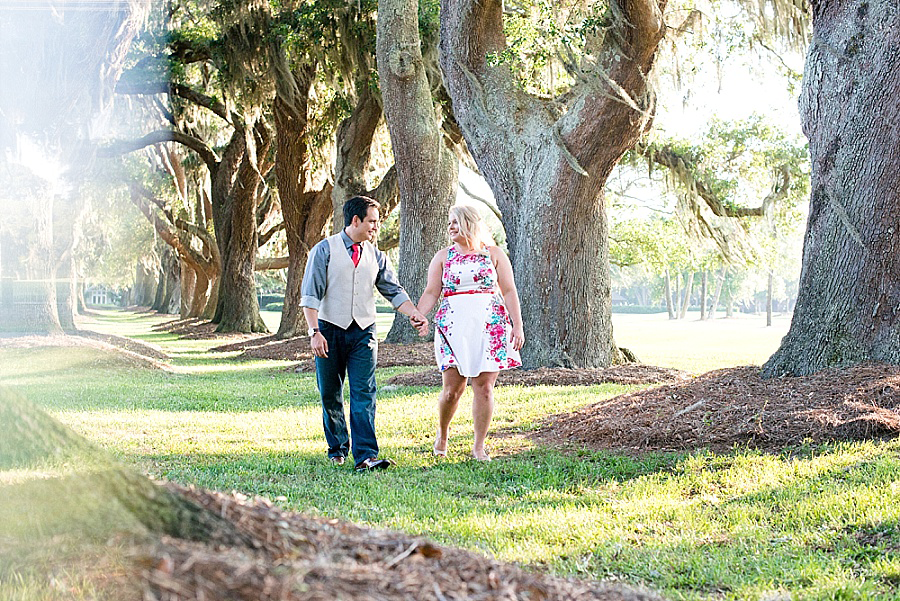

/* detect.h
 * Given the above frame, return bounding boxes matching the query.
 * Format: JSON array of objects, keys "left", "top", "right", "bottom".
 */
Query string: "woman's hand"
[
  {"left": 511, "top": 325, "right": 525, "bottom": 351},
  {"left": 410, "top": 313, "right": 430, "bottom": 337}
]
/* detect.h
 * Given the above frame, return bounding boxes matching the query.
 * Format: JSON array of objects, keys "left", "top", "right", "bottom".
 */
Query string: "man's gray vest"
[{"left": 318, "top": 234, "right": 378, "bottom": 329}]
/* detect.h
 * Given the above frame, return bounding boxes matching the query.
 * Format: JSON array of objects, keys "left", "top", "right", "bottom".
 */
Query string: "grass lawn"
[{"left": 2, "top": 309, "right": 899, "bottom": 601}]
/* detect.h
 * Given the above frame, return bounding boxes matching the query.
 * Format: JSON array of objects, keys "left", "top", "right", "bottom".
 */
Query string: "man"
[{"left": 301, "top": 196, "right": 428, "bottom": 471}]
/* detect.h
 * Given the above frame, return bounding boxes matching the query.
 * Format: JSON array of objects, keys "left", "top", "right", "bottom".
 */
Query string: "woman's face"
[{"left": 448, "top": 214, "right": 464, "bottom": 244}]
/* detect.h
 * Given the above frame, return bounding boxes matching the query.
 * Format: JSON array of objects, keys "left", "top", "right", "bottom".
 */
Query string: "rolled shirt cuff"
[
  {"left": 390, "top": 292, "right": 411, "bottom": 309},
  {"left": 300, "top": 295, "right": 322, "bottom": 311}
]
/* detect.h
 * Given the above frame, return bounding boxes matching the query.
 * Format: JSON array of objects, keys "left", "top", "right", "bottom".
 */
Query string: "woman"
[{"left": 416, "top": 204, "right": 525, "bottom": 461}]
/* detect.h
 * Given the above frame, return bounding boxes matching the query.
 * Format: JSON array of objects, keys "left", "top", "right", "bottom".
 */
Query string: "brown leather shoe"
[
  {"left": 330, "top": 456, "right": 346, "bottom": 466},
  {"left": 354, "top": 457, "right": 394, "bottom": 471}
]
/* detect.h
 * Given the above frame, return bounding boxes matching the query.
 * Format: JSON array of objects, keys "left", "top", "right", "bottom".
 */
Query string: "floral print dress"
[{"left": 433, "top": 246, "right": 521, "bottom": 377}]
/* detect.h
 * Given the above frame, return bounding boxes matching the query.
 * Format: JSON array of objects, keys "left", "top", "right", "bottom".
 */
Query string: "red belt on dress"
[{"left": 442, "top": 289, "right": 496, "bottom": 298}]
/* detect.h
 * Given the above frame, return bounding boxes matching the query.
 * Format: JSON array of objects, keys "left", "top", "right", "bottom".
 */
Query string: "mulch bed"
[
  {"left": 0, "top": 332, "right": 172, "bottom": 371},
  {"left": 211, "top": 337, "right": 436, "bottom": 370},
  {"left": 386, "top": 364, "right": 690, "bottom": 387},
  {"left": 536, "top": 363, "right": 900, "bottom": 455},
  {"left": 134, "top": 482, "right": 664, "bottom": 601},
  {"left": 153, "top": 317, "right": 260, "bottom": 341}
]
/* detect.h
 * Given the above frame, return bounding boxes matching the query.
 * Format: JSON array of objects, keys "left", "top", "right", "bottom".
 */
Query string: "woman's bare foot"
[
  {"left": 472, "top": 449, "right": 491, "bottom": 462},
  {"left": 433, "top": 432, "right": 448, "bottom": 456}
]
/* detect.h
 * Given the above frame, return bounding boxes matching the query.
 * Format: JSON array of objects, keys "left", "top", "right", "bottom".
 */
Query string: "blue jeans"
[{"left": 315, "top": 320, "right": 379, "bottom": 463}]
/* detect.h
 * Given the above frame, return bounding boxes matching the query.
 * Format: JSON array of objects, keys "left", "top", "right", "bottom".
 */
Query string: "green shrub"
[
  {"left": 263, "top": 302, "right": 284, "bottom": 312},
  {"left": 259, "top": 294, "right": 284, "bottom": 307}
]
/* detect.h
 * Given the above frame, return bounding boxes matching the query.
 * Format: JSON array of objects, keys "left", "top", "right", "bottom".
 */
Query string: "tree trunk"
[
  {"left": 679, "top": 271, "right": 694, "bottom": 320},
  {"left": 700, "top": 270, "right": 708, "bottom": 320},
  {"left": 3, "top": 193, "right": 63, "bottom": 334},
  {"left": 76, "top": 280, "right": 86, "bottom": 314},
  {"left": 133, "top": 259, "right": 157, "bottom": 307},
  {"left": 201, "top": 277, "right": 219, "bottom": 321},
  {"left": 379, "top": 0, "right": 458, "bottom": 344},
  {"left": 216, "top": 165, "right": 267, "bottom": 332},
  {"left": 766, "top": 270, "right": 774, "bottom": 327},
  {"left": 0, "top": 0, "right": 143, "bottom": 334},
  {"left": 180, "top": 261, "right": 196, "bottom": 317},
  {"left": 664, "top": 268, "right": 675, "bottom": 319},
  {"left": 673, "top": 270, "right": 680, "bottom": 319},
  {"left": 763, "top": 0, "right": 900, "bottom": 376},
  {"left": 272, "top": 59, "right": 334, "bottom": 339},
  {"left": 439, "top": 0, "right": 666, "bottom": 368},
  {"left": 709, "top": 266, "right": 726, "bottom": 320},
  {"left": 1, "top": 390, "right": 254, "bottom": 548},
  {"left": 332, "top": 82, "right": 383, "bottom": 231},
  {"left": 188, "top": 268, "right": 210, "bottom": 318},
  {"left": 213, "top": 124, "right": 269, "bottom": 334},
  {"left": 151, "top": 246, "right": 171, "bottom": 313},
  {"left": 55, "top": 262, "right": 77, "bottom": 332}
]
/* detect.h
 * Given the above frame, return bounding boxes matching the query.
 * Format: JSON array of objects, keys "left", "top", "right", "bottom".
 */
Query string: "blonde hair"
[{"left": 449, "top": 204, "right": 494, "bottom": 251}]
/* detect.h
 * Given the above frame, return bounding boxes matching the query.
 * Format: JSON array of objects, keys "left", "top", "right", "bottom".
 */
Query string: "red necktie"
[{"left": 351, "top": 243, "right": 361, "bottom": 267}]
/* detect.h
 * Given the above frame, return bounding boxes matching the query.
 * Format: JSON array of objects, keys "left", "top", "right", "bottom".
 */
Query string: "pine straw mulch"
[
  {"left": 0, "top": 331, "right": 172, "bottom": 371},
  {"left": 386, "top": 364, "right": 690, "bottom": 388},
  {"left": 536, "top": 363, "right": 900, "bottom": 455},
  {"left": 152, "top": 317, "right": 261, "bottom": 341},
  {"left": 211, "top": 338, "right": 437, "bottom": 369},
  {"left": 133, "top": 482, "right": 663, "bottom": 601}
]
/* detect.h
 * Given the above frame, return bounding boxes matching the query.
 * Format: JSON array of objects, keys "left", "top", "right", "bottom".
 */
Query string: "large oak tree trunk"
[
  {"left": 273, "top": 61, "right": 334, "bottom": 339},
  {"left": 332, "top": 82, "right": 383, "bottom": 230},
  {"left": 0, "top": 193, "right": 63, "bottom": 334},
  {"left": 0, "top": 389, "right": 253, "bottom": 548},
  {"left": 439, "top": 0, "right": 666, "bottom": 368},
  {"left": 379, "top": 0, "right": 458, "bottom": 344},
  {"left": 207, "top": 125, "right": 268, "bottom": 334},
  {"left": 763, "top": 0, "right": 900, "bottom": 377},
  {"left": 215, "top": 126, "right": 269, "bottom": 334}
]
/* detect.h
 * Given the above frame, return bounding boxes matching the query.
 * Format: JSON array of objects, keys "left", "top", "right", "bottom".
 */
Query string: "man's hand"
[
  {"left": 310, "top": 332, "right": 328, "bottom": 358},
  {"left": 409, "top": 311, "right": 430, "bottom": 337}
]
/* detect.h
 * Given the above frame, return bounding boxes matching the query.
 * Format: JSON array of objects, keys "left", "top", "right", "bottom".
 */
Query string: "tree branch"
[
  {"left": 367, "top": 164, "right": 400, "bottom": 215},
  {"left": 458, "top": 179, "right": 501, "bottom": 219},
  {"left": 258, "top": 222, "right": 285, "bottom": 247},
  {"left": 255, "top": 257, "right": 289, "bottom": 271},
  {"left": 639, "top": 142, "right": 779, "bottom": 218},
  {"left": 100, "top": 130, "right": 220, "bottom": 170},
  {"left": 116, "top": 81, "right": 238, "bottom": 126}
]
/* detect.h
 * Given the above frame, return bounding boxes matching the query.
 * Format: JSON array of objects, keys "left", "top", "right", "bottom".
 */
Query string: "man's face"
[{"left": 349, "top": 207, "right": 380, "bottom": 243}]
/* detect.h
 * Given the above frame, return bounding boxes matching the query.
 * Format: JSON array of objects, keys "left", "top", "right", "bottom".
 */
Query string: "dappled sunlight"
[
  {"left": 5, "top": 310, "right": 900, "bottom": 600},
  {"left": 166, "top": 354, "right": 298, "bottom": 374}
]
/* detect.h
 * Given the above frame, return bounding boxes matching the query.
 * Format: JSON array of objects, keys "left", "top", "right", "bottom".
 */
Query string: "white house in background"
[{"left": 85, "top": 285, "right": 111, "bottom": 306}]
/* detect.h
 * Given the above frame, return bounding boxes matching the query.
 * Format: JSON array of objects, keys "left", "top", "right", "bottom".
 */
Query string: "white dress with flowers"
[{"left": 433, "top": 246, "right": 521, "bottom": 377}]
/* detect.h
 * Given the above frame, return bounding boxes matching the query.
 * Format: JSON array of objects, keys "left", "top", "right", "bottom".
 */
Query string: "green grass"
[{"left": 2, "top": 309, "right": 899, "bottom": 601}]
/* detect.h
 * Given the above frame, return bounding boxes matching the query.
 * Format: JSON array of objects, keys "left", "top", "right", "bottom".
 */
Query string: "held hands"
[{"left": 409, "top": 311, "right": 430, "bottom": 337}]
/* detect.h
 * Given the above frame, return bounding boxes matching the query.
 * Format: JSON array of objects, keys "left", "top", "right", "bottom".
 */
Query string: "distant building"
[{"left": 85, "top": 285, "right": 112, "bottom": 306}]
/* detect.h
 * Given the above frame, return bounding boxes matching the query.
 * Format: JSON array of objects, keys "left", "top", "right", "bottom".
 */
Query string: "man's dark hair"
[{"left": 343, "top": 196, "right": 380, "bottom": 227}]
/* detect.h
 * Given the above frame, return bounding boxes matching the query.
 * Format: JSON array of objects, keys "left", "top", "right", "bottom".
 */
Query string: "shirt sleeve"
[
  {"left": 300, "top": 241, "right": 331, "bottom": 310},
  {"left": 374, "top": 248, "right": 411, "bottom": 308}
]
